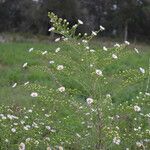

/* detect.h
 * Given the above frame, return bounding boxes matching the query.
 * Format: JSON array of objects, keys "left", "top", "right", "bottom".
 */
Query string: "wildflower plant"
[{"left": 0, "top": 12, "right": 150, "bottom": 150}]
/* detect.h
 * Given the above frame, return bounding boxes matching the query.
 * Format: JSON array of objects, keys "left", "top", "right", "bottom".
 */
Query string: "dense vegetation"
[{"left": 0, "top": 12, "right": 150, "bottom": 149}]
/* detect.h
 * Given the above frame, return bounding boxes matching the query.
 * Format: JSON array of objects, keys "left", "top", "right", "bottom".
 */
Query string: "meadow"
[{"left": 0, "top": 12, "right": 150, "bottom": 150}]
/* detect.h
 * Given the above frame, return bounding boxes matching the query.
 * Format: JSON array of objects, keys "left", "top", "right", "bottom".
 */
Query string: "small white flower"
[
  {"left": 49, "top": 60, "right": 55, "bottom": 64},
  {"left": 23, "top": 125, "right": 30, "bottom": 130},
  {"left": 114, "top": 43, "right": 120, "bottom": 47},
  {"left": 5, "top": 139, "right": 9, "bottom": 143},
  {"left": 90, "top": 64, "right": 93, "bottom": 67},
  {"left": 11, "top": 128, "right": 16, "bottom": 133},
  {"left": 45, "top": 126, "right": 51, "bottom": 130},
  {"left": 73, "top": 24, "right": 78, "bottom": 28},
  {"left": 90, "top": 49, "right": 95, "bottom": 53},
  {"left": 12, "top": 83, "right": 17, "bottom": 88},
  {"left": 48, "top": 27, "right": 55, "bottom": 32},
  {"left": 34, "top": 140, "right": 39, "bottom": 145},
  {"left": 63, "top": 38, "right": 68, "bottom": 41},
  {"left": 26, "top": 138, "right": 31, "bottom": 143},
  {"left": 134, "top": 48, "right": 139, "bottom": 54},
  {"left": 20, "top": 120, "right": 25, "bottom": 124},
  {"left": 28, "top": 48, "right": 34, "bottom": 52},
  {"left": 134, "top": 105, "right": 141, "bottom": 112},
  {"left": 85, "top": 46, "right": 90, "bottom": 50},
  {"left": 139, "top": 67, "right": 145, "bottom": 74},
  {"left": 78, "top": 19, "right": 83, "bottom": 25},
  {"left": 96, "top": 69, "right": 103, "bottom": 76},
  {"left": 113, "top": 137, "right": 121, "bottom": 145},
  {"left": 42, "top": 51, "right": 47, "bottom": 55},
  {"left": 112, "top": 54, "right": 118, "bottom": 59},
  {"left": 58, "top": 86, "right": 65, "bottom": 92},
  {"left": 76, "top": 133, "right": 81, "bottom": 138},
  {"left": 86, "top": 98, "right": 94, "bottom": 105},
  {"left": 55, "top": 38, "right": 60, "bottom": 42},
  {"left": 100, "top": 25, "right": 105, "bottom": 31},
  {"left": 125, "top": 41, "right": 130, "bottom": 45},
  {"left": 24, "top": 81, "right": 29, "bottom": 86},
  {"left": 55, "top": 47, "right": 61, "bottom": 53},
  {"left": 23, "top": 62, "right": 28, "bottom": 68},
  {"left": 103, "top": 46, "right": 108, "bottom": 51},
  {"left": 28, "top": 109, "right": 32, "bottom": 113},
  {"left": 57, "top": 65, "right": 64, "bottom": 70},
  {"left": 45, "top": 137, "right": 50, "bottom": 141},
  {"left": 30, "top": 92, "right": 38, "bottom": 97},
  {"left": 106, "top": 94, "right": 111, "bottom": 98},
  {"left": 145, "top": 92, "right": 150, "bottom": 96},
  {"left": 92, "top": 31, "right": 97, "bottom": 36},
  {"left": 82, "top": 39, "right": 88, "bottom": 43},
  {"left": 19, "top": 142, "right": 25, "bottom": 150}
]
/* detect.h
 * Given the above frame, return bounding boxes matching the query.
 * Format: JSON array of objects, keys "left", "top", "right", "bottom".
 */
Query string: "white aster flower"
[
  {"left": 28, "top": 48, "right": 34, "bottom": 52},
  {"left": 106, "top": 94, "right": 111, "bottom": 98},
  {"left": 90, "top": 64, "right": 94, "bottom": 67},
  {"left": 28, "top": 109, "right": 32, "bottom": 113},
  {"left": 86, "top": 98, "right": 94, "bottom": 105},
  {"left": 57, "top": 65, "right": 64, "bottom": 70},
  {"left": 12, "top": 83, "right": 17, "bottom": 88},
  {"left": 49, "top": 60, "right": 55, "bottom": 64},
  {"left": 85, "top": 46, "right": 90, "bottom": 50},
  {"left": 58, "top": 86, "right": 65, "bottom": 92},
  {"left": 145, "top": 92, "right": 150, "bottom": 96},
  {"left": 5, "top": 139, "right": 9, "bottom": 143},
  {"left": 103, "top": 46, "right": 108, "bottom": 51},
  {"left": 55, "top": 47, "right": 61, "bottom": 53},
  {"left": 63, "top": 38, "right": 68, "bottom": 41},
  {"left": 92, "top": 31, "right": 97, "bottom": 36},
  {"left": 55, "top": 37, "right": 60, "bottom": 42},
  {"left": 113, "top": 137, "right": 121, "bottom": 145},
  {"left": 34, "top": 140, "right": 39, "bottom": 145},
  {"left": 78, "top": 19, "right": 83, "bottom": 25},
  {"left": 30, "top": 92, "right": 38, "bottom": 97},
  {"left": 11, "top": 128, "right": 16, "bottom": 133},
  {"left": 96, "top": 69, "right": 103, "bottom": 76},
  {"left": 42, "top": 51, "right": 47, "bottom": 55},
  {"left": 45, "top": 126, "right": 51, "bottom": 131},
  {"left": 19, "top": 142, "right": 25, "bottom": 150},
  {"left": 100, "top": 25, "right": 105, "bottom": 31},
  {"left": 24, "top": 81, "right": 29, "bottom": 86},
  {"left": 90, "top": 49, "right": 95, "bottom": 53},
  {"left": 134, "top": 48, "right": 139, "bottom": 54},
  {"left": 26, "top": 138, "right": 31, "bottom": 143},
  {"left": 134, "top": 105, "right": 141, "bottom": 112},
  {"left": 112, "top": 54, "right": 118, "bottom": 59},
  {"left": 114, "top": 43, "right": 120, "bottom": 47},
  {"left": 22, "top": 62, "right": 28, "bottom": 68},
  {"left": 76, "top": 133, "right": 81, "bottom": 138},
  {"left": 82, "top": 40, "right": 88, "bottom": 43},
  {"left": 48, "top": 27, "right": 55, "bottom": 32},
  {"left": 125, "top": 41, "right": 130, "bottom": 45},
  {"left": 139, "top": 67, "right": 145, "bottom": 74}
]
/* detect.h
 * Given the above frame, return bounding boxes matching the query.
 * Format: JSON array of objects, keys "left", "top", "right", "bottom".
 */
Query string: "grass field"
[{"left": 0, "top": 41, "right": 150, "bottom": 150}]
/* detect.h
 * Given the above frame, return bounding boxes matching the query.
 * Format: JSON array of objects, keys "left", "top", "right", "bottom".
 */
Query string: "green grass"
[{"left": 0, "top": 42, "right": 149, "bottom": 105}]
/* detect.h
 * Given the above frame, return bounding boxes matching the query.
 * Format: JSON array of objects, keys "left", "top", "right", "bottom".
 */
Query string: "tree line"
[{"left": 0, "top": 0, "right": 150, "bottom": 41}]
